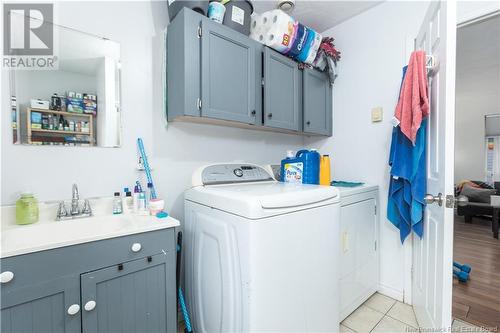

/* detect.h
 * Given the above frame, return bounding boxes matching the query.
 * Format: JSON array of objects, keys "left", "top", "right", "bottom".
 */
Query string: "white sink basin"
[{"left": 1, "top": 200, "right": 179, "bottom": 258}]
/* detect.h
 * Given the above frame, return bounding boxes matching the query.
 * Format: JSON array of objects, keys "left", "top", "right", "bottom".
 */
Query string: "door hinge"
[
  {"left": 374, "top": 205, "right": 377, "bottom": 215},
  {"left": 374, "top": 241, "right": 377, "bottom": 251},
  {"left": 197, "top": 98, "right": 202, "bottom": 110},
  {"left": 197, "top": 26, "right": 202, "bottom": 38}
]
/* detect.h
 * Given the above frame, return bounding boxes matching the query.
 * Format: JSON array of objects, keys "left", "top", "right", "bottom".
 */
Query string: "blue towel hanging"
[{"left": 387, "top": 67, "right": 427, "bottom": 243}]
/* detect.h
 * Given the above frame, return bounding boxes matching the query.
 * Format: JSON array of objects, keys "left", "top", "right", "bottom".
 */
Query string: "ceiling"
[{"left": 251, "top": 1, "right": 382, "bottom": 32}]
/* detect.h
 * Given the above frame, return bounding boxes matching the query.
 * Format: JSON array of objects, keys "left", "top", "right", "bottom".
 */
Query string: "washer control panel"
[{"left": 201, "top": 164, "right": 274, "bottom": 185}]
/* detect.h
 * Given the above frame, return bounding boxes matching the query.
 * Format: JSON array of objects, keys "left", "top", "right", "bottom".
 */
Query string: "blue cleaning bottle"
[
  {"left": 296, "top": 149, "right": 320, "bottom": 184},
  {"left": 281, "top": 150, "right": 304, "bottom": 183}
]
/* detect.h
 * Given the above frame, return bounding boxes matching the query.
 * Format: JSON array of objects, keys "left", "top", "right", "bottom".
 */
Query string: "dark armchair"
[{"left": 456, "top": 181, "right": 500, "bottom": 239}]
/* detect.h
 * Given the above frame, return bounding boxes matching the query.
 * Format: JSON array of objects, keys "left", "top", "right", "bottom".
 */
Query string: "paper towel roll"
[
  {"left": 302, "top": 31, "right": 322, "bottom": 64},
  {"left": 264, "top": 10, "right": 295, "bottom": 53}
]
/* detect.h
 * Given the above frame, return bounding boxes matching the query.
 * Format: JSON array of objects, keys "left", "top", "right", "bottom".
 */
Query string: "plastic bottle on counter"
[
  {"left": 319, "top": 155, "right": 331, "bottom": 186},
  {"left": 112, "top": 192, "right": 123, "bottom": 215},
  {"left": 122, "top": 188, "right": 134, "bottom": 214}
]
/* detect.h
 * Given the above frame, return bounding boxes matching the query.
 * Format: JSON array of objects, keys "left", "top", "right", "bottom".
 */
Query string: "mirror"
[{"left": 9, "top": 18, "right": 121, "bottom": 147}]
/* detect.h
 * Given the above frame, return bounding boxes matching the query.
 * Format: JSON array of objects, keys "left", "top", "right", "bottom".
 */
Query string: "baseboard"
[{"left": 378, "top": 283, "right": 404, "bottom": 303}]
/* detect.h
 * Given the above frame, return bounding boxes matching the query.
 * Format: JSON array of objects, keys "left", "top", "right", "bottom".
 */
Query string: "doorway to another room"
[{"left": 453, "top": 13, "right": 500, "bottom": 329}]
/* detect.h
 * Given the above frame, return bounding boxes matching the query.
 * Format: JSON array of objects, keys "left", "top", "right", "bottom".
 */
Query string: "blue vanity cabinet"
[
  {"left": 81, "top": 252, "right": 176, "bottom": 333},
  {"left": 303, "top": 68, "right": 332, "bottom": 136},
  {"left": 1, "top": 274, "right": 81, "bottom": 333},
  {"left": 263, "top": 48, "right": 301, "bottom": 131},
  {"left": 0, "top": 228, "right": 177, "bottom": 333}
]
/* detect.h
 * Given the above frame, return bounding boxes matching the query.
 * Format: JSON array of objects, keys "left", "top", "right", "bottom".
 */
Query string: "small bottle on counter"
[
  {"left": 112, "top": 192, "right": 123, "bottom": 215},
  {"left": 137, "top": 192, "right": 149, "bottom": 215},
  {"left": 122, "top": 188, "right": 134, "bottom": 214}
]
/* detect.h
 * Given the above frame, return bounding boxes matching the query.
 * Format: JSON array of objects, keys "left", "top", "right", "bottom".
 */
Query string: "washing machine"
[{"left": 184, "top": 163, "right": 340, "bottom": 332}]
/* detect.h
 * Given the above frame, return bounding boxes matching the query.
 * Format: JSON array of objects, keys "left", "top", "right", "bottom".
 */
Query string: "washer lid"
[{"left": 185, "top": 182, "right": 340, "bottom": 219}]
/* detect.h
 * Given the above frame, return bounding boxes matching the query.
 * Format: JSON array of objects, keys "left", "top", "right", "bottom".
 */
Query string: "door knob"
[
  {"left": 424, "top": 193, "right": 443, "bottom": 206},
  {"left": 67, "top": 304, "right": 80, "bottom": 315},
  {"left": 445, "top": 194, "right": 469, "bottom": 208},
  {"left": 84, "top": 300, "right": 96, "bottom": 312},
  {"left": 0, "top": 271, "right": 14, "bottom": 283}
]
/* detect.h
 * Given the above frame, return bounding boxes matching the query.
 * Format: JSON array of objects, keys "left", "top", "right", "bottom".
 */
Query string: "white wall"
[
  {"left": 305, "top": 1, "right": 429, "bottom": 300},
  {"left": 1, "top": 1, "right": 305, "bottom": 219},
  {"left": 455, "top": 14, "right": 500, "bottom": 182}
]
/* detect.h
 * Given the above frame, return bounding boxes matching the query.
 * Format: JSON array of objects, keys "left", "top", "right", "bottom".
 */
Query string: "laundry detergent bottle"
[
  {"left": 319, "top": 155, "right": 331, "bottom": 186},
  {"left": 281, "top": 150, "right": 303, "bottom": 183},
  {"left": 296, "top": 149, "right": 321, "bottom": 184}
]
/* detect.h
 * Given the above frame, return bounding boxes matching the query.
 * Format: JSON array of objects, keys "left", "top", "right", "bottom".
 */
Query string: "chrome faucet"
[
  {"left": 70, "top": 183, "right": 80, "bottom": 215},
  {"left": 56, "top": 184, "right": 92, "bottom": 221}
]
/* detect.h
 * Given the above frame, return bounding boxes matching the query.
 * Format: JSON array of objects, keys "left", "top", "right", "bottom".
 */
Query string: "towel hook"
[{"left": 426, "top": 54, "right": 438, "bottom": 74}]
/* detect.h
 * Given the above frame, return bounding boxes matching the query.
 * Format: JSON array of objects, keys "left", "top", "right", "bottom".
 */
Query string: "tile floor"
[
  {"left": 342, "top": 292, "right": 490, "bottom": 333},
  {"left": 178, "top": 292, "right": 489, "bottom": 332}
]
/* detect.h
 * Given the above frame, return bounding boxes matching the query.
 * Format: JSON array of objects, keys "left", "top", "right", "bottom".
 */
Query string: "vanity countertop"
[{"left": 1, "top": 200, "right": 179, "bottom": 258}]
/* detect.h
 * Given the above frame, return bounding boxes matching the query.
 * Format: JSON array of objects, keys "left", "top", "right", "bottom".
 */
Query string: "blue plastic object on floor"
[
  {"left": 453, "top": 261, "right": 471, "bottom": 273},
  {"left": 453, "top": 269, "right": 469, "bottom": 282}
]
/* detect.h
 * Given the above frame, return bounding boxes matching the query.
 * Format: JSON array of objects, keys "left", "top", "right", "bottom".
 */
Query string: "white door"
[{"left": 412, "top": 1, "right": 456, "bottom": 330}]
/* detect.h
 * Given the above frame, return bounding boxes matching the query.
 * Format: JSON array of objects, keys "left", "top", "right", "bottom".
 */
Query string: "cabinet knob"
[
  {"left": 131, "top": 243, "right": 142, "bottom": 252},
  {"left": 67, "top": 304, "right": 80, "bottom": 315},
  {"left": 0, "top": 271, "right": 14, "bottom": 284},
  {"left": 267, "top": 113, "right": 273, "bottom": 118},
  {"left": 251, "top": 110, "right": 256, "bottom": 116},
  {"left": 84, "top": 300, "right": 96, "bottom": 312},
  {"left": 306, "top": 121, "right": 311, "bottom": 126}
]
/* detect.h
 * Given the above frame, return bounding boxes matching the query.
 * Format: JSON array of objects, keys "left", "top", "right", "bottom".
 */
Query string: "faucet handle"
[
  {"left": 82, "top": 199, "right": 92, "bottom": 215},
  {"left": 57, "top": 201, "right": 68, "bottom": 220}
]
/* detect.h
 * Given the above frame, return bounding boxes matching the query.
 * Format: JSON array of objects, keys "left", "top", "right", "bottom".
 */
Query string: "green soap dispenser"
[{"left": 16, "top": 192, "right": 39, "bottom": 225}]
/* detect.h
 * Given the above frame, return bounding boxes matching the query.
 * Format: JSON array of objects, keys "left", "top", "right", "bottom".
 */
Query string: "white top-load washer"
[{"left": 184, "top": 163, "right": 341, "bottom": 332}]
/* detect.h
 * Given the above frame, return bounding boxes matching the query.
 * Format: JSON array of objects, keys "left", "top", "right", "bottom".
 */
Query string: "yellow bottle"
[{"left": 319, "top": 155, "right": 331, "bottom": 186}]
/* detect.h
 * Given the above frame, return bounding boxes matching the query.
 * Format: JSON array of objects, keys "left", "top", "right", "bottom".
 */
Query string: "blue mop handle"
[
  {"left": 179, "top": 287, "right": 193, "bottom": 333},
  {"left": 137, "top": 138, "right": 157, "bottom": 199}
]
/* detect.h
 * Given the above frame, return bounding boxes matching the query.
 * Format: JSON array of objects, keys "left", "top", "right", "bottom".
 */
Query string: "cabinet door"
[
  {"left": 339, "top": 198, "right": 378, "bottom": 320},
  {"left": 1, "top": 274, "right": 80, "bottom": 333},
  {"left": 201, "top": 20, "right": 260, "bottom": 124},
  {"left": 263, "top": 48, "right": 300, "bottom": 131},
  {"left": 81, "top": 252, "right": 176, "bottom": 333},
  {"left": 303, "top": 68, "right": 332, "bottom": 136}
]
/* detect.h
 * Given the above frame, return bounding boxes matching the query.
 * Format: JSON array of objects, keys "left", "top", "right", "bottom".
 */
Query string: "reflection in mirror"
[{"left": 10, "top": 19, "right": 121, "bottom": 147}]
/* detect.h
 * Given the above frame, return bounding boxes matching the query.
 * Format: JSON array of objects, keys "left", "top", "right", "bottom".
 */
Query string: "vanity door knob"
[
  {"left": 0, "top": 271, "right": 14, "bottom": 284},
  {"left": 267, "top": 113, "right": 273, "bottom": 118},
  {"left": 67, "top": 304, "right": 80, "bottom": 315},
  {"left": 84, "top": 300, "right": 96, "bottom": 312},
  {"left": 306, "top": 121, "right": 311, "bottom": 126},
  {"left": 131, "top": 243, "right": 142, "bottom": 252}
]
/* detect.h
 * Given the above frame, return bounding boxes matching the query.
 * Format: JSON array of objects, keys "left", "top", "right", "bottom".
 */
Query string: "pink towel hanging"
[{"left": 394, "top": 50, "right": 430, "bottom": 145}]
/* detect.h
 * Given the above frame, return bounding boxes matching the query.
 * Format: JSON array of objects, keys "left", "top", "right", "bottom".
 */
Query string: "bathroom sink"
[{"left": 1, "top": 210, "right": 179, "bottom": 258}]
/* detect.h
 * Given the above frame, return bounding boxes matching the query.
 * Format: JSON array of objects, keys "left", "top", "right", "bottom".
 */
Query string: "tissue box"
[
  {"left": 491, "top": 195, "right": 500, "bottom": 207},
  {"left": 30, "top": 99, "right": 49, "bottom": 109}
]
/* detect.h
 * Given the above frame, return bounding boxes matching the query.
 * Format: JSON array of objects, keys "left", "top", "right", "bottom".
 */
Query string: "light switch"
[{"left": 371, "top": 107, "right": 383, "bottom": 122}]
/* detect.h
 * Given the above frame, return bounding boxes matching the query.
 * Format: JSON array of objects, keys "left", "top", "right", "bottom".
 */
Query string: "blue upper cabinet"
[
  {"left": 303, "top": 68, "right": 332, "bottom": 136},
  {"left": 201, "top": 20, "right": 261, "bottom": 124},
  {"left": 166, "top": 8, "right": 332, "bottom": 137},
  {"left": 263, "top": 48, "right": 301, "bottom": 131}
]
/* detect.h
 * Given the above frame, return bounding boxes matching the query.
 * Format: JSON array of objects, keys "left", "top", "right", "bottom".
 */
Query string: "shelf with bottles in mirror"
[{"left": 27, "top": 108, "right": 94, "bottom": 146}]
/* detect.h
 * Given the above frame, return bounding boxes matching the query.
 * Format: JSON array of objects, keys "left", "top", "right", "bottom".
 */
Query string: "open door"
[{"left": 412, "top": 1, "right": 456, "bottom": 330}]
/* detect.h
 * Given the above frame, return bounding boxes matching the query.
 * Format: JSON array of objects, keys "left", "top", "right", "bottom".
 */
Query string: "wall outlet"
[{"left": 371, "top": 107, "right": 383, "bottom": 122}]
